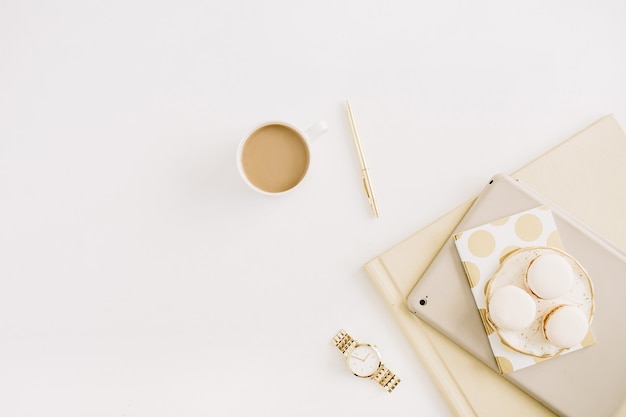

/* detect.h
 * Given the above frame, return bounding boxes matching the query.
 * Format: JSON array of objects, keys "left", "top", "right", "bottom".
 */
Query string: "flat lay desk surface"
[{"left": 2, "top": 1, "right": 626, "bottom": 416}]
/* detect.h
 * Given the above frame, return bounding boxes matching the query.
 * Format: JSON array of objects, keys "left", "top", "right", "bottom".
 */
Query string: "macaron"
[
  {"left": 543, "top": 305, "right": 589, "bottom": 348},
  {"left": 526, "top": 254, "right": 574, "bottom": 299},
  {"left": 488, "top": 285, "right": 537, "bottom": 331}
]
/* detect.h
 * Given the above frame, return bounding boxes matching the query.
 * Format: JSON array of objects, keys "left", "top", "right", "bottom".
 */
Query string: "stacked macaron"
[
  {"left": 526, "top": 253, "right": 574, "bottom": 299},
  {"left": 542, "top": 305, "right": 589, "bottom": 349},
  {"left": 488, "top": 285, "right": 536, "bottom": 331}
]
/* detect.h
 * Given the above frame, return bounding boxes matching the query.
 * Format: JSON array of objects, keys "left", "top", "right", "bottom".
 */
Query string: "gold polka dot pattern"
[
  {"left": 515, "top": 214, "right": 543, "bottom": 241},
  {"left": 463, "top": 261, "right": 481, "bottom": 288},
  {"left": 468, "top": 230, "right": 496, "bottom": 257}
]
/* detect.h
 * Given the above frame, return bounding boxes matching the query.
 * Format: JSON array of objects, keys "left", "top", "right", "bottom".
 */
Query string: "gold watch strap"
[
  {"left": 372, "top": 364, "right": 401, "bottom": 393},
  {"left": 333, "top": 329, "right": 356, "bottom": 357}
]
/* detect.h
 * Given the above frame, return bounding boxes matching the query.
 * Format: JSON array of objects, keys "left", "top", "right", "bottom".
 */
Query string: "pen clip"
[
  {"left": 362, "top": 169, "right": 379, "bottom": 218},
  {"left": 362, "top": 174, "right": 371, "bottom": 199}
]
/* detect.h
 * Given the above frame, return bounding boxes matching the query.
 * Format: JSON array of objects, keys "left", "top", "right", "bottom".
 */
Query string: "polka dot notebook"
[{"left": 453, "top": 205, "right": 596, "bottom": 374}]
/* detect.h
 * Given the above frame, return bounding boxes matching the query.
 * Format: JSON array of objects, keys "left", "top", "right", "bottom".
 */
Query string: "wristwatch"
[{"left": 332, "top": 329, "right": 400, "bottom": 392}]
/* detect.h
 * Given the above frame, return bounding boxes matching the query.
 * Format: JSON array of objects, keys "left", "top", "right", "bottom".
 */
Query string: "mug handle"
[{"left": 305, "top": 121, "right": 328, "bottom": 141}]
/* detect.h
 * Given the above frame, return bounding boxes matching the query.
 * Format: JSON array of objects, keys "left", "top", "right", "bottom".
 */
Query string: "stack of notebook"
[{"left": 364, "top": 115, "right": 626, "bottom": 417}]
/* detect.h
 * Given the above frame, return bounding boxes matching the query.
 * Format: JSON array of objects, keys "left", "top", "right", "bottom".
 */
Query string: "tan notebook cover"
[{"left": 364, "top": 115, "right": 626, "bottom": 417}]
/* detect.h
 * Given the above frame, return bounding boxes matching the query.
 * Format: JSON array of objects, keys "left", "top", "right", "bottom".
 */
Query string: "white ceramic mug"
[{"left": 236, "top": 121, "right": 328, "bottom": 195}]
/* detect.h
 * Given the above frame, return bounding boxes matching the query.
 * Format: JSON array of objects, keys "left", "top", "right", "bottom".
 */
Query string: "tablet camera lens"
[{"left": 419, "top": 298, "right": 427, "bottom": 306}]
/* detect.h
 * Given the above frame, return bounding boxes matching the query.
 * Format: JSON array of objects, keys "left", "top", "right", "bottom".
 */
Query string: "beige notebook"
[{"left": 364, "top": 115, "right": 626, "bottom": 417}]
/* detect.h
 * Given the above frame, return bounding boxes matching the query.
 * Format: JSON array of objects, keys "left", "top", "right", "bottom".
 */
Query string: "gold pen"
[{"left": 346, "top": 100, "right": 380, "bottom": 218}]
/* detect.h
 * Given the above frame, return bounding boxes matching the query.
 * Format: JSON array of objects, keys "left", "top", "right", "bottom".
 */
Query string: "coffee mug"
[{"left": 237, "top": 121, "right": 328, "bottom": 195}]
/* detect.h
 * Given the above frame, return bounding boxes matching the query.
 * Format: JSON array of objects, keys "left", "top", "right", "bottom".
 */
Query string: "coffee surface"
[{"left": 241, "top": 124, "right": 310, "bottom": 193}]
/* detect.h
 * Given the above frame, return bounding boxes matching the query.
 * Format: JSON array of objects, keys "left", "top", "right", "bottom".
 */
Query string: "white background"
[{"left": 1, "top": 1, "right": 626, "bottom": 416}]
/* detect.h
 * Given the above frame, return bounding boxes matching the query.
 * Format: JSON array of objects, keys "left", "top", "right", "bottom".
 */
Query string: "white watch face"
[{"left": 348, "top": 344, "right": 381, "bottom": 377}]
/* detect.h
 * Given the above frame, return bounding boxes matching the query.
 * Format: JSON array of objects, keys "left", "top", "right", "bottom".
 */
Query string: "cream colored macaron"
[
  {"left": 526, "top": 254, "right": 574, "bottom": 299},
  {"left": 543, "top": 305, "right": 589, "bottom": 348},
  {"left": 488, "top": 285, "right": 537, "bottom": 331}
]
